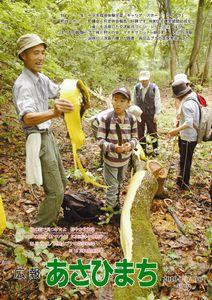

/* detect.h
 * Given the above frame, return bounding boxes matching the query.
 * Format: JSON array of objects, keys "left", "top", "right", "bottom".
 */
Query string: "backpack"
[
  {"left": 92, "top": 109, "right": 135, "bottom": 140},
  {"left": 197, "top": 93, "right": 207, "bottom": 107},
  {"left": 62, "top": 191, "right": 103, "bottom": 224},
  {"left": 186, "top": 96, "right": 212, "bottom": 143}
]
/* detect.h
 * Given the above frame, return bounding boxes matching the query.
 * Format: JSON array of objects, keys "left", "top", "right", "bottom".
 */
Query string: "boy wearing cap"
[
  {"left": 133, "top": 70, "right": 161, "bottom": 156},
  {"left": 97, "top": 88, "right": 138, "bottom": 210},
  {"left": 12, "top": 34, "right": 73, "bottom": 226},
  {"left": 168, "top": 81, "right": 200, "bottom": 190}
]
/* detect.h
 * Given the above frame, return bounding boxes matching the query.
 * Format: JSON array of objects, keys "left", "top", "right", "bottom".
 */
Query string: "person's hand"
[
  {"left": 123, "top": 142, "right": 132, "bottom": 153},
  {"left": 174, "top": 99, "right": 181, "bottom": 110},
  {"left": 173, "top": 119, "right": 180, "bottom": 128},
  {"left": 115, "top": 144, "right": 124, "bottom": 154},
  {"left": 53, "top": 99, "right": 74, "bottom": 117},
  {"left": 167, "top": 129, "right": 178, "bottom": 138},
  {"left": 153, "top": 115, "right": 157, "bottom": 123}
]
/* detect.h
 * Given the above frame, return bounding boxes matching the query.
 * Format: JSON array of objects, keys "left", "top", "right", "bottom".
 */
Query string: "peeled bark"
[{"left": 113, "top": 163, "right": 164, "bottom": 299}]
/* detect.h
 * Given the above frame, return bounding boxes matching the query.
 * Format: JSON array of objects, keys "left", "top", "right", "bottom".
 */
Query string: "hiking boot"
[{"left": 176, "top": 178, "right": 190, "bottom": 191}]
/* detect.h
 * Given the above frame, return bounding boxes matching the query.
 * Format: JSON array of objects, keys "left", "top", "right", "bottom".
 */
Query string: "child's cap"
[{"left": 112, "top": 87, "right": 131, "bottom": 100}]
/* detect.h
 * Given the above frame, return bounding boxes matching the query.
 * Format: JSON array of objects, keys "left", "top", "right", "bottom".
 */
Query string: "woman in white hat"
[{"left": 168, "top": 81, "right": 200, "bottom": 190}]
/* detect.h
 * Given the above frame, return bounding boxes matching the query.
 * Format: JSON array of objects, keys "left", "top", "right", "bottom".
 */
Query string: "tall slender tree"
[
  {"left": 201, "top": 26, "right": 212, "bottom": 83},
  {"left": 156, "top": 0, "right": 177, "bottom": 79},
  {"left": 185, "top": 0, "right": 205, "bottom": 77}
]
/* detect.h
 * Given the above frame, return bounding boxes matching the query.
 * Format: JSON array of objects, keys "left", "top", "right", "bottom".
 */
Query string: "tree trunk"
[
  {"left": 166, "top": 0, "right": 177, "bottom": 79},
  {"left": 113, "top": 163, "right": 164, "bottom": 299},
  {"left": 170, "top": 41, "right": 177, "bottom": 79},
  {"left": 157, "top": 0, "right": 177, "bottom": 79},
  {"left": 185, "top": 0, "right": 205, "bottom": 77},
  {"left": 202, "top": 24, "right": 212, "bottom": 83}
]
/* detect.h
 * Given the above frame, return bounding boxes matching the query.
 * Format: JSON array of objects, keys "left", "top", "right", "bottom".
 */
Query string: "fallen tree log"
[{"left": 113, "top": 161, "right": 164, "bottom": 299}]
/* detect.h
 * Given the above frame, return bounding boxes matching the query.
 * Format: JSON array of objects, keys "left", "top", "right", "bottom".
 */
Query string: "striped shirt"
[{"left": 97, "top": 111, "right": 138, "bottom": 167}]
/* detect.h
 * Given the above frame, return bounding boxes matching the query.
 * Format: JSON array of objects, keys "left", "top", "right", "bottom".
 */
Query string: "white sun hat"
[
  {"left": 174, "top": 73, "right": 190, "bottom": 84},
  {"left": 139, "top": 70, "right": 150, "bottom": 81}
]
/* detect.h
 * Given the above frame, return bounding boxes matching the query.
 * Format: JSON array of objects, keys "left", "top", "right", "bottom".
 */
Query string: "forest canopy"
[{"left": 0, "top": 0, "right": 211, "bottom": 104}]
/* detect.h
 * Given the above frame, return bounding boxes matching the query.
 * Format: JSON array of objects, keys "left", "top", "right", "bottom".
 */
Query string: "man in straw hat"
[
  {"left": 133, "top": 70, "right": 161, "bottom": 156},
  {"left": 12, "top": 33, "right": 73, "bottom": 226},
  {"left": 168, "top": 81, "right": 200, "bottom": 190}
]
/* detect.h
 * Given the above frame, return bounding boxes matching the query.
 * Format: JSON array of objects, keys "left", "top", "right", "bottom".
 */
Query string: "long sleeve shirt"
[
  {"left": 178, "top": 92, "right": 200, "bottom": 142},
  {"left": 12, "top": 68, "right": 59, "bottom": 134},
  {"left": 97, "top": 111, "right": 138, "bottom": 167}
]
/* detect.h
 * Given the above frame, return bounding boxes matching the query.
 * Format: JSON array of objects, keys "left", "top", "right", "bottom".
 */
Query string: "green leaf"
[
  {"left": 15, "top": 222, "right": 24, "bottom": 229},
  {"left": 0, "top": 178, "right": 6, "bottom": 186},
  {"left": 24, "top": 250, "right": 35, "bottom": 259},
  {"left": 42, "top": 249, "right": 54, "bottom": 259},
  {"left": 40, "top": 267, "right": 49, "bottom": 277},
  {"left": 204, "top": 227, "right": 212, "bottom": 245},
  {"left": 15, "top": 227, "right": 27, "bottom": 243},
  {"left": 167, "top": 251, "right": 178, "bottom": 260},
  {"left": 14, "top": 246, "right": 27, "bottom": 266},
  {"left": 6, "top": 221, "right": 14, "bottom": 230},
  {"left": 34, "top": 241, "right": 49, "bottom": 255},
  {"left": 34, "top": 256, "right": 42, "bottom": 263},
  {"left": 46, "top": 252, "right": 54, "bottom": 259}
]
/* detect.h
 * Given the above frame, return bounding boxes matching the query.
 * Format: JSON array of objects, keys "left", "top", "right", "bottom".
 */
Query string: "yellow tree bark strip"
[
  {"left": 0, "top": 196, "right": 6, "bottom": 236},
  {"left": 60, "top": 79, "right": 107, "bottom": 188}
]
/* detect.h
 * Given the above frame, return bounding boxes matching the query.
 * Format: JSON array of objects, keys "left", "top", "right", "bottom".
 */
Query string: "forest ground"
[{"left": 0, "top": 85, "right": 211, "bottom": 300}]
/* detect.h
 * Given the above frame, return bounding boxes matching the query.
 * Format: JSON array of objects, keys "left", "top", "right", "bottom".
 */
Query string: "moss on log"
[{"left": 113, "top": 169, "right": 163, "bottom": 299}]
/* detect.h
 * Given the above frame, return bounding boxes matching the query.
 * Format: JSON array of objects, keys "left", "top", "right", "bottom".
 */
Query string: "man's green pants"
[{"left": 33, "top": 132, "right": 68, "bottom": 227}]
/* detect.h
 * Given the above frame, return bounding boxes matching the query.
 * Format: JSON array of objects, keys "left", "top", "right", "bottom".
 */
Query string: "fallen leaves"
[{"left": 0, "top": 88, "right": 211, "bottom": 299}]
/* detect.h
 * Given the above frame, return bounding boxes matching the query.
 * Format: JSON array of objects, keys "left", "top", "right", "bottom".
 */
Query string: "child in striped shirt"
[{"left": 97, "top": 87, "right": 138, "bottom": 210}]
